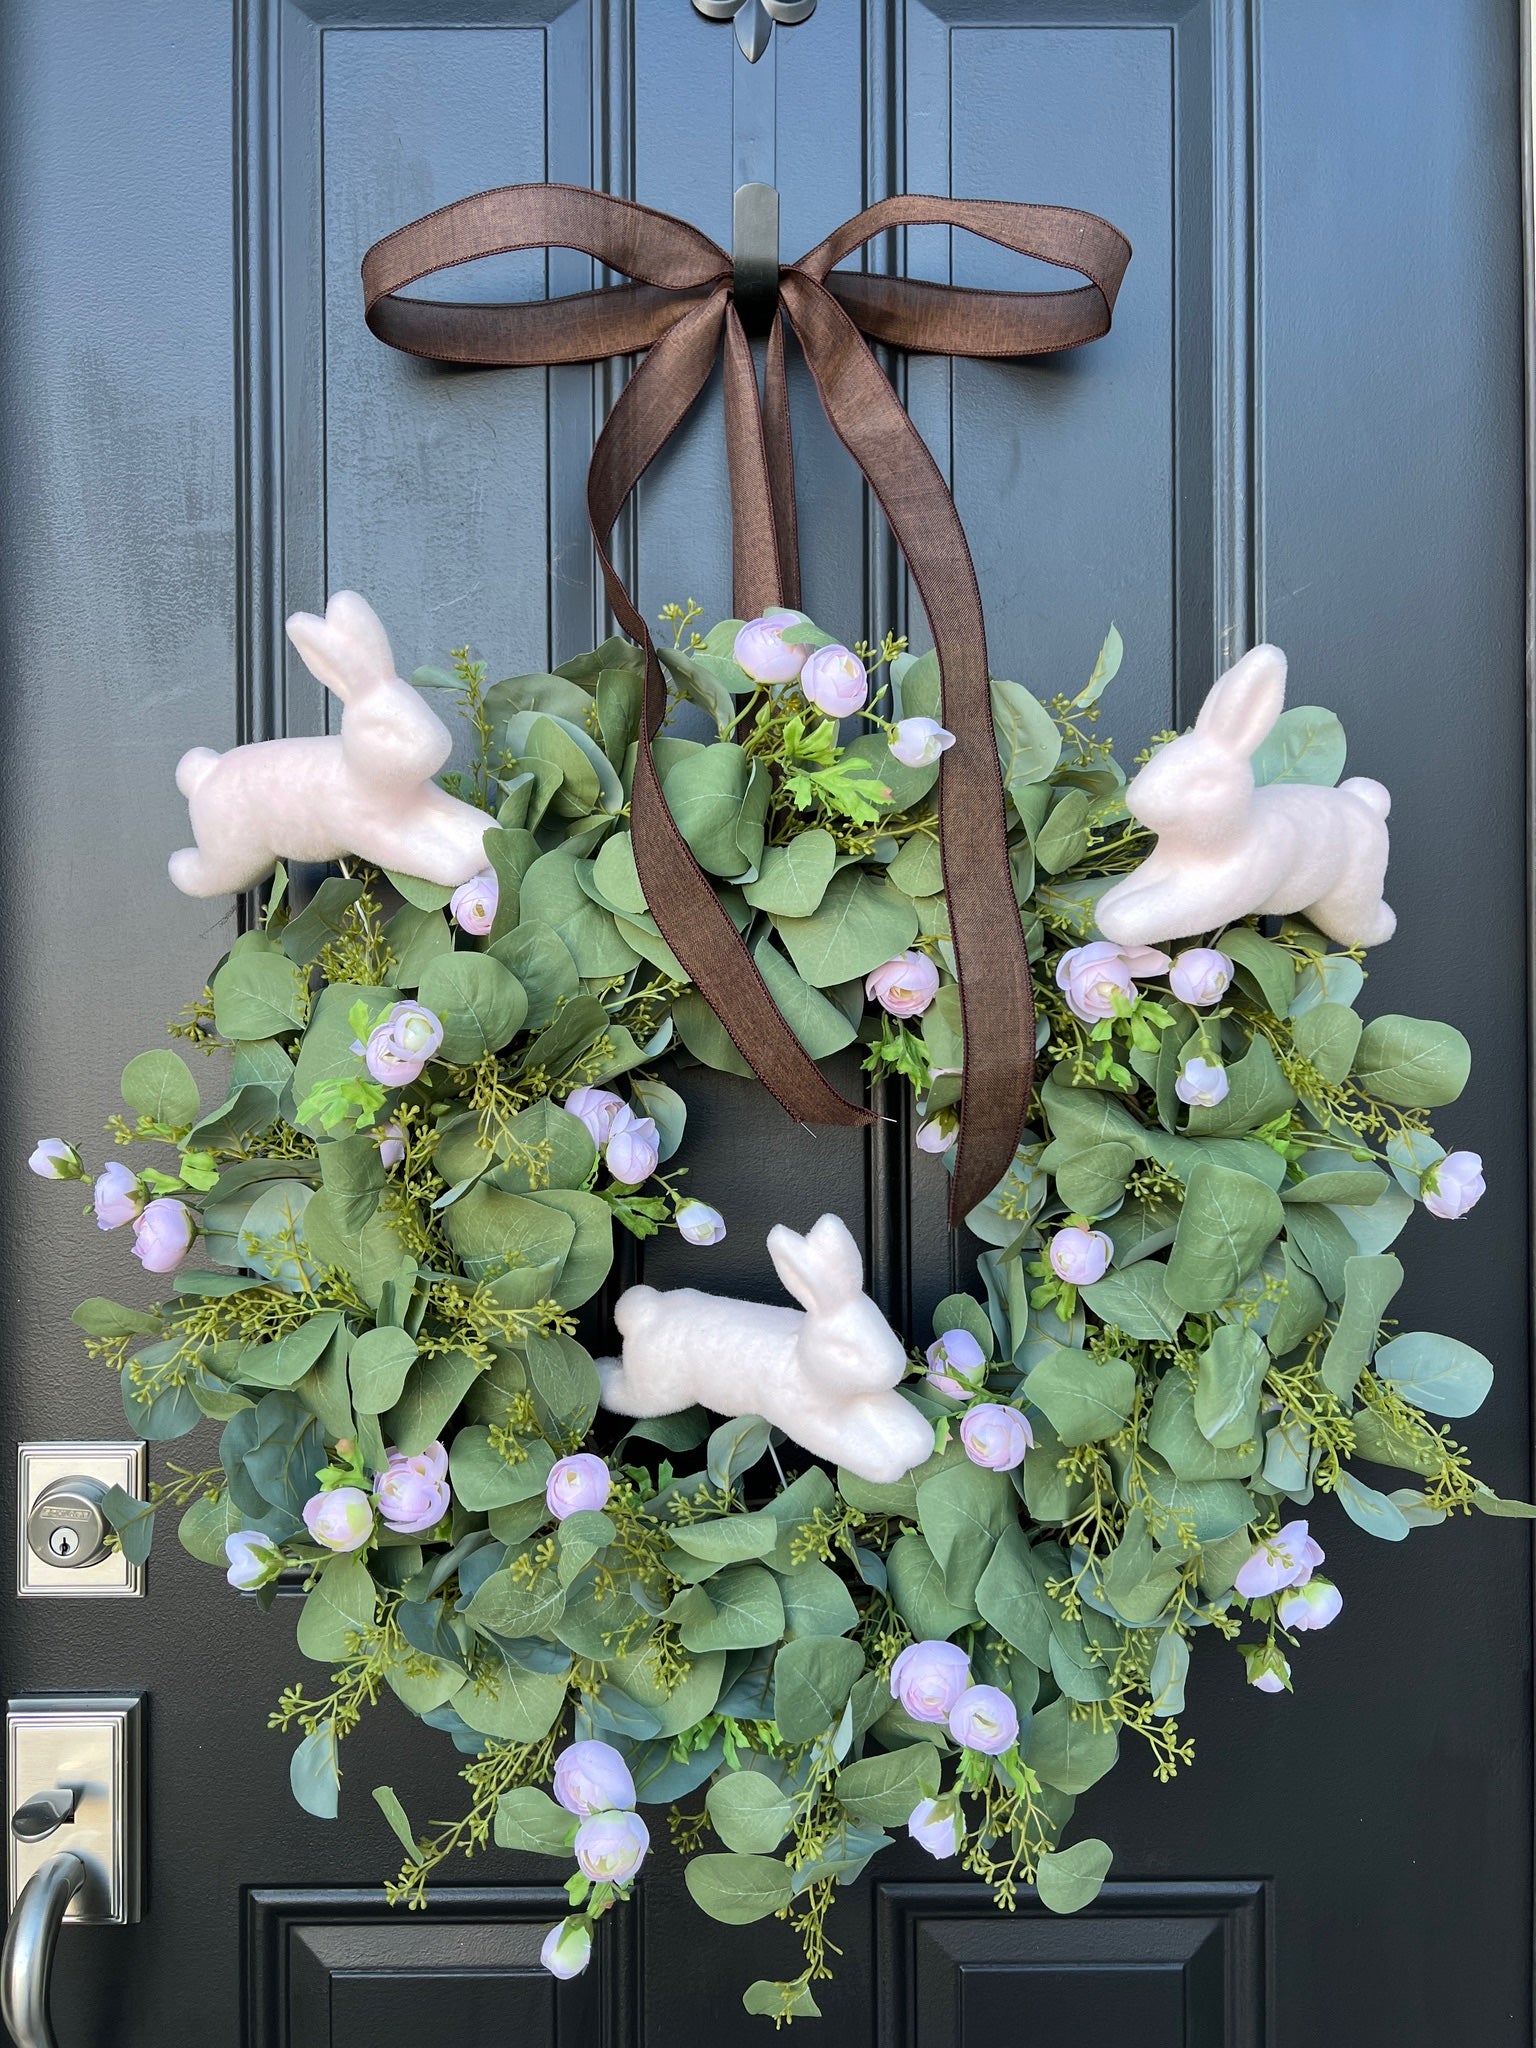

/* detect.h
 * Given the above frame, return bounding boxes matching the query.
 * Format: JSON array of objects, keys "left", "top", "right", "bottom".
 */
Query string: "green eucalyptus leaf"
[
  {"left": 121, "top": 1050, "right": 200, "bottom": 1126},
  {"left": 1373, "top": 1331, "right": 1494, "bottom": 1417},
  {"left": 685, "top": 1852, "right": 794, "bottom": 1926}
]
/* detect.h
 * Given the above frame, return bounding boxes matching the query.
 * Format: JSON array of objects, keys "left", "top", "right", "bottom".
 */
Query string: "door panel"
[{"left": 0, "top": 3, "right": 1527, "bottom": 2044}]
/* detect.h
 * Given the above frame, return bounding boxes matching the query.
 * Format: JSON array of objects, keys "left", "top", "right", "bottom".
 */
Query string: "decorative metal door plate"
[
  {"left": 6, "top": 1697, "right": 144, "bottom": 1922},
  {"left": 16, "top": 1444, "right": 145, "bottom": 1598}
]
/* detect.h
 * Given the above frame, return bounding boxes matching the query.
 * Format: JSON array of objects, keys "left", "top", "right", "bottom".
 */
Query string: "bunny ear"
[
  {"left": 767, "top": 1214, "right": 864, "bottom": 1313},
  {"left": 284, "top": 591, "right": 397, "bottom": 703},
  {"left": 1194, "top": 643, "right": 1287, "bottom": 757}
]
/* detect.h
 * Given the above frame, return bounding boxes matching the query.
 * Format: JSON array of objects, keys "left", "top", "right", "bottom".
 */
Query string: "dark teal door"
[{"left": 1, "top": 3, "right": 1527, "bottom": 2043}]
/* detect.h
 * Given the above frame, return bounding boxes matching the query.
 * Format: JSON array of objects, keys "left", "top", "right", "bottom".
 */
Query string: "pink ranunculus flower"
[
  {"left": 1277, "top": 1577, "right": 1342, "bottom": 1632},
  {"left": 800, "top": 644, "right": 870, "bottom": 718},
  {"left": 959, "top": 1403, "right": 1034, "bottom": 1472},
  {"left": 302, "top": 1486, "right": 374, "bottom": 1553},
  {"left": 376, "top": 1121, "right": 406, "bottom": 1170},
  {"left": 1245, "top": 1646, "right": 1292, "bottom": 1694},
  {"left": 1233, "top": 1519, "right": 1324, "bottom": 1601},
  {"left": 131, "top": 1196, "right": 195, "bottom": 1273},
  {"left": 224, "top": 1530, "right": 283, "bottom": 1591},
  {"left": 1175, "top": 1055, "right": 1230, "bottom": 1108},
  {"left": 1055, "top": 939, "right": 1171, "bottom": 1023},
  {"left": 364, "top": 1026, "right": 425, "bottom": 1088},
  {"left": 547, "top": 1453, "right": 612, "bottom": 1522},
  {"left": 541, "top": 1916, "right": 593, "bottom": 1980},
  {"left": 907, "top": 1797, "right": 962, "bottom": 1859},
  {"left": 93, "top": 1160, "right": 144, "bottom": 1230},
  {"left": 734, "top": 608, "right": 812, "bottom": 684},
  {"left": 573, "top": 1808, "right": 650, "bottom": 1884},
  {"left": 948, "top": 1684, "right": 1019, "bottom": 1755},
  {"left": 384, "top": 1002, "right": 444, "bottom": 1061},
  {"left": 29, "top": 1140, "right": 83, "bottom": 1180},
  {"left": 373, "top": 1442, "right": 451, "bottom": 1535},
  {"left": 676, "top": 1200, "right": 727, "bottom": 1246},
  {"left": 450, "top": 868, "right": 499, "bottom": 936},
  {"left": 1422, "top": 1150, "right": 1485, "bottom": 1220},
  {"left": 925, "top": 1328, "right": 986, "bottom": 1400},
  {"left": 1048, "top": 1225, "right": 1113, "bottom": 1287},
  {"left": 564, "top": 1086, "right": 626, "bottom": 1146},
  {"left": 554, "top": 1740, "right": 636, "bottom": 1818},
  {"left": 866, "top": 951, "right": 940, "bottom": 1018},
  {"left": 1168, "top": 947, "right": 1234, "bottom": 1007},
  {"left": 890, "top": 718, "right": 955, "bottom": 769},
  {"left": 914, "top": 1111, "right": 956, "bottom": 1155},
  {"left": 605, "top": 1108, "right": 660, "bottom": 1185},
  {"left": 889, "top": 1640, "right": 971, "bottom": 1724}
]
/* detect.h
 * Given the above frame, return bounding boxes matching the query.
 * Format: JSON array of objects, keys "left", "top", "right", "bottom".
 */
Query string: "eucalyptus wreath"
[{"left": 30, "top": 604, "right": 1521, "bottom": 2024}]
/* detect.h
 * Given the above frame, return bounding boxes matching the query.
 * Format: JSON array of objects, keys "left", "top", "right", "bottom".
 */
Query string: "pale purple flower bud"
[
  {"left": 1422, "top": 1150, "right": 1485, "bottom": 1220},
  {"left": 547, "top": 1453, "right": 611, "bottom": 1522},
  {"left": 554, "top": 1740, "right": 636, "bottom": 1817},
  {"left": 301, "top": 1486, "right": 373, "bottom": 1553},
  {"left": 540, "top": 1916, "right": 593, "bottom": 1980},
  {"left": 1233, "top": 1520, "right": 1324, "bottom": 1601},
  {"left": 29, "top": 1140, "right": 83, "bottom": 1181},
  {"left": 93, "top": 1160, "right": 144, "bottom": 1230},
  {"left": 1244, "top": 1645, "right": 1292, "bottom": 1694},
  {"left": 889, "top": 1640, "right": 971, "bottom": 1724},
  {"left": 564, "top": 1086, "right": 626, "bottom": 1146},
  {"left": 377, "top": 1121, "right": 406, "bottom": 1170},
  {"left": 948, "top": 1683, "right": 1019, "bottom": 1755},
  {"left": 573, "top": 1808, "right": 649, "bottom": 1884},
  {"left": 959, "top": 1403, "right": 1034, "bottom": 1472},
  {"left": 1048, "top": 1225, "right": 1113, "bottom": 1287},
  {"left": 1168, "top": 947, "right": 1234, "bottom": 1007},
  {"left": 373, "top": 1441, "right": 451, "bottom": 1535},
  {"left": 890, "top": 717, "right": 955, "bottom": 769},
  {"left": 865, "top": 950, "right": 940, "bottom": 1018},
  {"left": 224, "top": 1530, "right": 283, "bottom": 1590},
  {"left": 385, "top": 1002, "right": 444, "bottom": 1060},
  {"left": 1175, "top": 1055, "right": 1230, "bottom": 1108},
  {"left": 914, "top": 1111, "right": 957, "bottom": 1155},
  {"left": 734, "top": 608, "right": 812, "bottom": 684},
  {"left": 1277, "top": 1576, "right": 1342, "bottom": 1632},
  {"left": 800, "top": 644, "right": 869, "bottom": 718},
  {"left": 925, "top": 1328, "right": 985, "bottom": 1400},
  {"left": 449, "top": 869, "right": 499, "bottom": 936},
  {"left": 364, "top": 1027, "right": 425, "bottom": 1087},
  {"left": 131, "top": 1196, "right": 195, "bottom": 1273},
  {"left": 676, "top": 1200, "right": 727, "bottom": 1246},
  {"left": 1055, "top": 940, "right": 1170, "bottom": 1023},
  {"left": 907, "top": 1797, "right": 962, "bottom": 1859},
  {"left": 605, "top": 1108, "right": 660, "bottom": 1185}
]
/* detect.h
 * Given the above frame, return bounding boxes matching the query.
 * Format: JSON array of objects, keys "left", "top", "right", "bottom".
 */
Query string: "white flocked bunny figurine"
[
  {"left": 168, "top": 591, "right": 492, "bottom": 897},
  {"left": 1095, "top": 643, "right": 1396, "bottom": 949},
  {"left": 597, "top": 1215, "right": 935, "bottom": 1487}
]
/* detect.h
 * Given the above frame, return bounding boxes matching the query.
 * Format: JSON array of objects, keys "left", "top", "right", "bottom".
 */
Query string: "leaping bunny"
[
  {"left": 1095, "top": 643, "right": 1395, "bottom": 949},
  {"left": 597, "top": 1214, "right": 936, "bottom": 1487},
  {"left": 168, "top": 591, "right": 492, "bottom": 898}
]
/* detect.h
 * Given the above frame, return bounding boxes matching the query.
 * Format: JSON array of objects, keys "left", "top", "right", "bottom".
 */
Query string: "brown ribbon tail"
[
  {"left": 780, "top": 270, "right": 1034, "bottom": 1224},
  {"left": 761, "top": 315, "right": 802, "bottom": 611},
  {"left": 586, "top": 292, "right": 875, "bottom": 1132},
  {"left": 722, "top": 306, "right": 790, "bottom": 620}
]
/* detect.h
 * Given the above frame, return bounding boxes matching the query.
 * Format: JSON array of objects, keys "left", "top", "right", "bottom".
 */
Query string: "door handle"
[{"left": 1, "top": 1854, "right": 85, "bottom": 2048}]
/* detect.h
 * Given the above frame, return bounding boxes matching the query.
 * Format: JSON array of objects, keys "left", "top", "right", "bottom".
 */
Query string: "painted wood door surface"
[{"left": 1, "top": 3, "right": 1527, "bottom": 2043}]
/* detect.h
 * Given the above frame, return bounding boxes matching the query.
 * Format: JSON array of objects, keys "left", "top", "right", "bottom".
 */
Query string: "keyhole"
[{"left": 47, "top": 1526, "right": 80, "bottom": 1560}]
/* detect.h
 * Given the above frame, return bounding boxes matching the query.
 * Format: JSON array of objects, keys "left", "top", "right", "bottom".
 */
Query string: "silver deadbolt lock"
[{"left": 24, "top": 1479, "right": 110, "bottom": 1572}]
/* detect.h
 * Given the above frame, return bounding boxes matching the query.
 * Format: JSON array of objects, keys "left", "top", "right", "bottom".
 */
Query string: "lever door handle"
[{"left": 1, "top": 1854, "right": 85, "bottom": 2048}]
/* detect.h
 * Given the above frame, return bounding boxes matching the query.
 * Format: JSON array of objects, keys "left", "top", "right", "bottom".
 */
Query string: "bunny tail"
[
  {"left": 175, "top": 746, "right": 220, "bottom": 797},
  {"left": 1341, "top": 776, "right": 1391, "bottom": 819}
]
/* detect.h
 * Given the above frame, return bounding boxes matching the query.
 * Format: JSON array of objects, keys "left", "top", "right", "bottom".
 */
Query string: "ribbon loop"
[{"left": 363, "top": 183, "right": 1130, "bottom": 1224}]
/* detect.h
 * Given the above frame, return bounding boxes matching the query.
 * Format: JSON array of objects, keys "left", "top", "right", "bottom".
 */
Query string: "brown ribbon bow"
[{"left": 362, "top": 185, "right": 1130, "bottom": 1223}]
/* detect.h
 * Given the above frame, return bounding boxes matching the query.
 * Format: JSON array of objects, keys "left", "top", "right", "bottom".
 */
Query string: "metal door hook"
[
  {"left": 733, "top": 183, "right": 780, "bottom": 335},
  {"left": 1, "top": 1854, "right": 85, "bottom": 2048}
]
